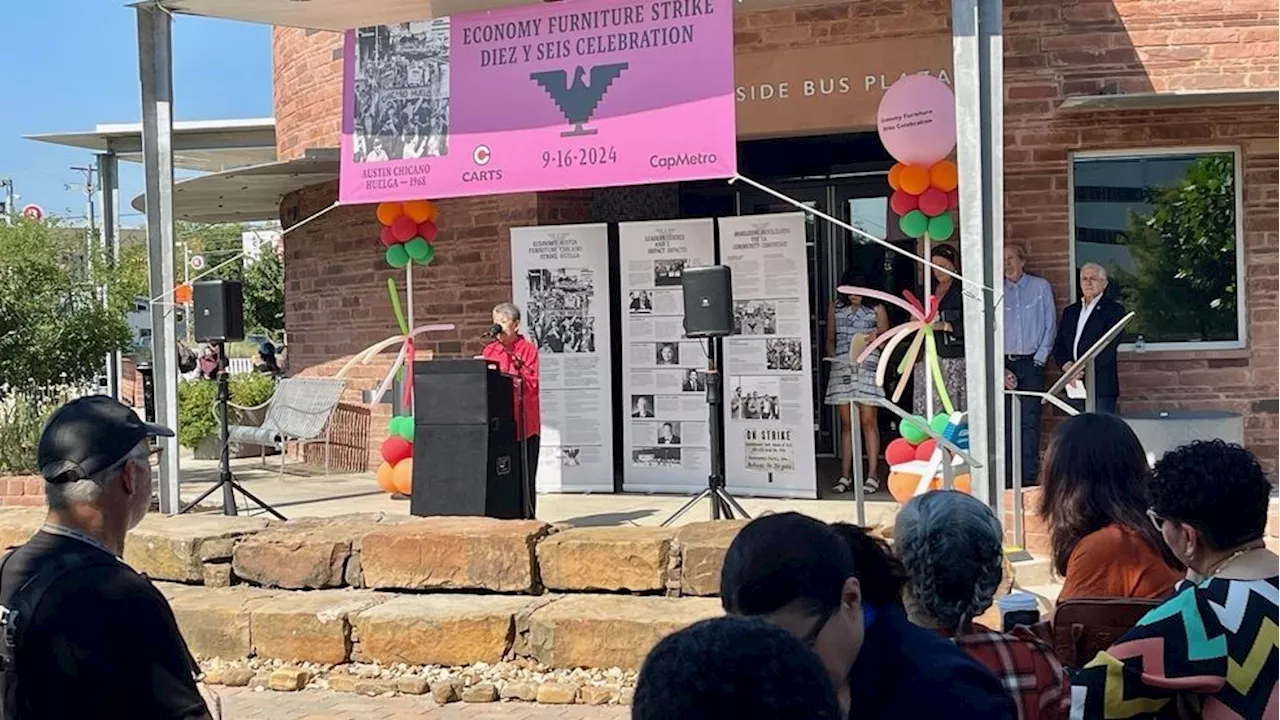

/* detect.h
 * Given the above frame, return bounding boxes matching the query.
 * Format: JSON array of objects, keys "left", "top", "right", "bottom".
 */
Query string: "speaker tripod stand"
[
  {"left": 179, "top": 341, "right": 287, "bottom": 520},
  {"left": 661, "top": 336, "right": 749, "bottom": 527}
]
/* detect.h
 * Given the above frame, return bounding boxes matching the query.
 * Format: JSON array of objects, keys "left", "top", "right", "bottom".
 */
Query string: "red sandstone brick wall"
[
  {"left": 0, "top": 477, "right": 44, "bottom": 507},
  {"left": 271, "top": 2, "right": 1278, "bottom": 470},
  {"left": 272, "top": 27, "right": 343, "bottom": 161},
  {"left": 280, "top": 183, "right": 591, "bottom": 469},
  {"left": 1001, "top": 0, "right": 1280, "bottom": 467}
]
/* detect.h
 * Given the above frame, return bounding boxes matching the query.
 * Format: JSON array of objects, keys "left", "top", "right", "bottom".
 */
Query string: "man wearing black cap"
[{"left": 0, "top": 396, "right": 214, "bottom": 718}]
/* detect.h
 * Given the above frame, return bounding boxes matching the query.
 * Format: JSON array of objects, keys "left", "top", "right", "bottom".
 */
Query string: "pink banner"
[{"left": 340, "top": 0, "right": 736, "bottom": 204}]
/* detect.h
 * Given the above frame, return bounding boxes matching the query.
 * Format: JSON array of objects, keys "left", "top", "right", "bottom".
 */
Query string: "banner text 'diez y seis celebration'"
[{"left": 340, "top": 0, "right": 736, "bottom": 203}]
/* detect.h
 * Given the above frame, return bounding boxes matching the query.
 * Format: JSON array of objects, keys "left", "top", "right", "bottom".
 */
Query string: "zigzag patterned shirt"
[{"left": 1070, "top": 575, "right": 1279, "bottom": 719}]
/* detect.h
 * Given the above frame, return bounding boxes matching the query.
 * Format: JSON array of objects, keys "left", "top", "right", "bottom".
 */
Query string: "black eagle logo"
[{"left": 530, "top": 63, "right": 630, "bottom": 137}]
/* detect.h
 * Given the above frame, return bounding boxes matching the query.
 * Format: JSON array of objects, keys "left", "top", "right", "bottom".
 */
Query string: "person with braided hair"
[{"left": 896, "top": 491, "right": 1070, "bottom": 720}]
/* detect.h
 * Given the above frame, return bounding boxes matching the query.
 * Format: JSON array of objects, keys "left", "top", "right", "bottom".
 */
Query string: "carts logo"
[
  {"left": 473, "top": 144, "right": 491, "bottom": 166},
  {"left": 530, "top": 63, "right": 630, "bottom": 137}
]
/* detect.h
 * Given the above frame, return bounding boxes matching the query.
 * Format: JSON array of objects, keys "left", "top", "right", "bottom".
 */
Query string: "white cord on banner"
[
  {"left": 148, "top": 201, "right": 340, "bottom": 305},
  {"left": 729, "top": 174, "right": 996, "bottom": 296}
]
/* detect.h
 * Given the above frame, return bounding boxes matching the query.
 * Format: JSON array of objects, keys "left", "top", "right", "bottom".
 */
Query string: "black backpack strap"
[{"left": 0, "top": 551, "right": 117, "bottom": 670}]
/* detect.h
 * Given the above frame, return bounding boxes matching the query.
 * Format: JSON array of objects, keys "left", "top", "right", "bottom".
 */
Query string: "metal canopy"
[
  {"left": 1059, "top": 88, "right": 1280, "bottom": 112},
  {"left": 26, "top": 118, "right": 276, "bottom": 173},
  {"left": 158, "top": 0, "right": 847, "bottom": 30},
  {"left": 129, "top": 152, "right": 339, "bottom": 224}
]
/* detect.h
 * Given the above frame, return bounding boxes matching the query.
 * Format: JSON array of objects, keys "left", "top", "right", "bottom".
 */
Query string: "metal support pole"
[
  {"left": 98, "top": 152, "right": 121, "bottom": 400},
  {"left": 951, "top": 0, "right": 1005, "bottom": 515},
  {"left": 1084, "top": 358, "right": 1097, "bottom": 414},
  {"left": 1010, "top": 393, "right": 1024, "bottom": 548},
  {"left": 849, "top": 400, "right": 866, "bottom": 526},
  {"left": 138, "top": 4, "right": 181, "bottom": 514}
]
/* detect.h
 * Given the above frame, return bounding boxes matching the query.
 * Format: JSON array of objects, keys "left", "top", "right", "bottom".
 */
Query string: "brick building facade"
[{"left": 269, "top": 1, "right": 1278, "bottom": 475}]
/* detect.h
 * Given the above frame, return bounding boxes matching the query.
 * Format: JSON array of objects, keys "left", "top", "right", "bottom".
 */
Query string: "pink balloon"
[
  {"left": 918, "top": 188, "right": 948, "bottom": 217},
  {"left": 876, "top": 75, "right": 957, "bottom": 166},
  {"left": 947, "top": 189, "right": 960, "bottom": 211},
  {"left": 391, "top": 216, "right": 418, "bottom": 243},
  {"left": 379, "top": 226, "right": 397, "bottom": 247},
  {"left": 889, "top": 190, "right": 918, "bottom": 216},
  {"left": 418, "top": 220, "right": 439, "bottom": 242}
]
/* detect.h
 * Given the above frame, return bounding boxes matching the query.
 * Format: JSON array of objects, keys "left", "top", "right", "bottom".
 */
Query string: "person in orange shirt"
[{"left": 1037, "top": 413, "right": 1183, "bottom": 601}]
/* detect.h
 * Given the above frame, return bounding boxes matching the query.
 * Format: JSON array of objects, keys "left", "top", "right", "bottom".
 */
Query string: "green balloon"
[
  {"left": 415, "top": 242, "right": 435, "bottom": 266},
  {"left": 899, "top": 210, "right": 929, "bottom": 239},
  {"left": 930, "top": 413, "right": 951, "bottom": 435},
  {"left": 927, "top": 213, "right": 955, "bottom": 241},
  {"left": 394, "top": 416, "right": 415, "bottom": 441},
  {"left": 404, "top": 237, "right": 430, "bottom": 261},
  {"left": 900, "top": 415, "right": 930, "bottom": 444},
  {"left": 386, "top": 244, "right": 410, "bottom": 268}
]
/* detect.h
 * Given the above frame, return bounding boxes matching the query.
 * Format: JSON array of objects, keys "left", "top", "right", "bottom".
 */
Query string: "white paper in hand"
[{"left": 1066, "top": 380, "right": 1087, "bottom": 400}]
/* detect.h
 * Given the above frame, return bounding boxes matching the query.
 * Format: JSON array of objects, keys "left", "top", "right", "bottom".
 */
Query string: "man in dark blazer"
[{"left": 1053, "top": 262, "right": 1125, "bottom": 414}]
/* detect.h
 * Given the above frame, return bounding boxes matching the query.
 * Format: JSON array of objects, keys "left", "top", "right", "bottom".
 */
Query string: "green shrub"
[
  {"left": 176, "top": 373, "right": 278, "bottom": 450},
  {"left": 0, "top": 389, "right": 84, "bottom": 474}
]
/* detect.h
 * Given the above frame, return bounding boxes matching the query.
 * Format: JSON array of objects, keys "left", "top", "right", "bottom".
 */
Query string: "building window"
[{"left": 1070, "top": 148, "right": 1244, "bottom": 350}]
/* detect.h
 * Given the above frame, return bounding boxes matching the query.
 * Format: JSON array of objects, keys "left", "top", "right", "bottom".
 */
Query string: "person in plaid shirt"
[{"left": 895, "top": 491, "right": 1071, "bottom": 720}]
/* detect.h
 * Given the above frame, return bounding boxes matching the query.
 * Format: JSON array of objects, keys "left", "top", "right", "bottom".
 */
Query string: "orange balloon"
[
  {"left": 392, "top": 458, "right": 413, "bottom": 495},
  {"left": 402, "top": 200, "right": 436, "bottom": 224},
  {"left": 929, "top": 161, "right": 959, "bottom": 192},
  {"left": 376, "top": 202, "right": 404, "bottom": 227},
  {"left": 887, "top": 163, "right": 906, "bottom": 191},
  {"left": 376, "top": 461, "right": 397, "bottom": 493},
  {"left": 898, "top": 165, "right": 931, "bottom": 195},
  {"left": 174, "top": 283, "right": 193, "bottom": 305},
  {"left": 887, "top": 471, "right": 973, "bottom": 504}
]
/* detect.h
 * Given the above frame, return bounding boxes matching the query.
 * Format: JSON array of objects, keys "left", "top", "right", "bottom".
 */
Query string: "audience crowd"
[{"left": 636, "top": 417, "right": 1278, "bottom": 720}]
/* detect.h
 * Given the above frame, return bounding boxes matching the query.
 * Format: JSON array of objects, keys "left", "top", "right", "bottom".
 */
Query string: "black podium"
[{"left": 410, "top": 359, "right": 525, "bottom": 519}]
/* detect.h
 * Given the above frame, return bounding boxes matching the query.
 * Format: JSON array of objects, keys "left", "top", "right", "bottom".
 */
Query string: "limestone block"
[
  {"left": 125, "top": 514, "right": 271, "bottom": 583},
  {"left": 0, "top": 508, "right": 45, "bottom": 550},
  {"left": 537, "top": 527, "right": 674, "bottom": 593},
  {"left": 675, "top": 520, "right": 748, "bottom": 596},
  {"left": 250, "top": 590, "right": 387, "bottom": 664},
  {"left": 360, "top": 517, "right": 550, "bottom": 593},
  {"left": 527, "top": 595, "right": 722, "bottom": 670},
  {"left": 351, "top": 595, "right": 536, "bottom": 666},
  {"left": 165, "top": 586, "right": 280, "bottom": 659},
  {"left": 233, "top": 514, "right": 401, "bottom": 589}
]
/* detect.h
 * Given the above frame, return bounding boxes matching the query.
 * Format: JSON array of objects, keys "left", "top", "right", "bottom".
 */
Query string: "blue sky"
[{"left": 0, "top": 2, "right": 272, "bottom": 226}]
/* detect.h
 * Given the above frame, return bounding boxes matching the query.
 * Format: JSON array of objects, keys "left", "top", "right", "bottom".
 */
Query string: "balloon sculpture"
[
  {"left": 376, "top": 200, "right": 440, "bottom": 269},
  {"left": 885, "top": 412, "right": 971, "bottom": 503},
  {"left": 836, "top": 285, "right": 958, "bottom": 416},
  {"left": 876, "top": 74, "right": 959, "bottom": 242},
  {"left": 354, "top": 199, "right": 449, "bottom": 495}
]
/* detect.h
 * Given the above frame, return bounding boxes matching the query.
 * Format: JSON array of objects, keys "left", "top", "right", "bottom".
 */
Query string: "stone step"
[
  {"left": 158, "top": 584, "right": 722, "bottom": 672},
  {"left": 1010, "top": 555, "right": 1053, "bottom": 587}
]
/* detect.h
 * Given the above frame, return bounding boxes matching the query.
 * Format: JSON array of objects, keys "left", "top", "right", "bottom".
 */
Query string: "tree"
[
  {"left": 242, "top": 247, "right": 284, "bottom": 334},
  {"left": 1115, "top": 155, "right": 1238, "bottom": 343},
  {"left": 0, "top": 219, "right": 133, "bottom": 397},
  {"left": 177, "top": 221, "right": 244, "bottom": 282}
]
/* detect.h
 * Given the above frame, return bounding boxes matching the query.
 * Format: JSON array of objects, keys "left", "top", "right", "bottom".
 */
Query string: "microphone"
[{"left": 482, "top": 323, "right": 503, "bottom": 339}]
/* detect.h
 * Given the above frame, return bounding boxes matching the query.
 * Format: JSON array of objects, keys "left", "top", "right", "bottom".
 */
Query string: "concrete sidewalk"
[
  {"left": 217, "top": 686, "right": 627, "bottom": 719},
  {"left": 175, "top": 454, "right": 899, "bottom": 529}
]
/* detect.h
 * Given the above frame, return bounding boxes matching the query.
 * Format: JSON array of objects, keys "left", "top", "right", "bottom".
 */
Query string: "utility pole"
[
  {"left": 0, "top": 178, "right": 14, "bottom": 224},
  {"left": 71, "top": 166, "right": 98, "bottom": 270}
]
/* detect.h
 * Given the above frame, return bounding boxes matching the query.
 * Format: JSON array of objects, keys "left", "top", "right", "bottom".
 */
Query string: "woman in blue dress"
[{"left": 824, "top": 269, "right": 889, "bottom": 494}]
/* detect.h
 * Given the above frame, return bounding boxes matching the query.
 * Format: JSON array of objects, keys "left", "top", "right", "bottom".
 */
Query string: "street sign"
[
  {"left": 190, "top": 255, "right": 206, "bottom": 271},
  {"left": 20, "top": 204, "right": 43, "bottom": 221}
]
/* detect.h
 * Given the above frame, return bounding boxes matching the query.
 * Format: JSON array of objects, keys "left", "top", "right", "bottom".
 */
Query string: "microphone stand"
[{"left": 490, "top": 336, "right": 534, "bottom": 520}]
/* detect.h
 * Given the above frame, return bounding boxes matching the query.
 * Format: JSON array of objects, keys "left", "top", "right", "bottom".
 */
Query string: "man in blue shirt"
[{"left": 1002, "top": 244, "right": 1055, "bottom": 487}]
